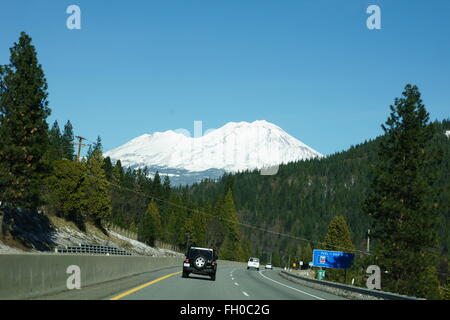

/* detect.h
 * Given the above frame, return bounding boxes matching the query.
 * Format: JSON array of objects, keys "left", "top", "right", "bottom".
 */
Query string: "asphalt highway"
[{"left": 107, "top": 266, "right": 345, "bottom": 300}]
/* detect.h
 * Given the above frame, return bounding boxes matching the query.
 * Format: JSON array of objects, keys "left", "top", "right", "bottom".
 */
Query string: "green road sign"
[{"left": 317, "top": 270, "right": 326, "bottom": 280}]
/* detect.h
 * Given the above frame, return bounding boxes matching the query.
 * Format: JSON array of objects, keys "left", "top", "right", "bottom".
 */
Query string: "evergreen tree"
[
  {"left": 0, "top": 32, "right": 51, "bottom": 210},
  {"left": 363, "top": 84, "right": 441, "bottom": 299},
  {"left": 93, "top": 135, "right": 102, "bottom": 152},
  {"left": 61, "top": 120, "right": 74, "bottom": 160},
  {"left": 102, "top": 157, "right": 113, "bottom": 181},
  {"left": 112, "top": 160, "right": 124, "bottom": 184},
  {"left": 138, "top": 200, "right": 162, "bottom": 246},
  {"left": 47, "top": 120, "right": 63, "bottom": 162},
  {"left": 272, "top": 251, "right": 281, "bottom": 267},
  {"left": 162, "top": 175, "right": 171, "bottom": 200},
  {"left": 322, "top": 215, "right": 355, "bottom": 253},
  {"left": 82, "top": 149, "right": 112, "bottom": 224},
  {"left": 86, "top": 135, "right": 102, "bottom": 160},
  {"left": 191, "top": 208, "right": 206, "bottom": 247},
  {"left": 206, "top": 202, "right": 226, "bottom": 249},
  {"left": 161, "top": 193, "right": 180, "bottom": 244},
  {"left": 300, "top": 242, "right": 313, "bottom": 265},
  {"left": 219, "top": 189, "right": 244, "bottom": 261},
  {"left": 320, "top": 215, "right": 355, "bottom": 283},
  {"left": 45, "top": 159, "right": 86, "bottom": 228},
  {"left": 86, "top": 145, "right": 93, "bottom": 160},
  {"left": 181, "top": 213, "right": 195, "bottom": 249},
  {"left": 152, "top": 171, "right": 162, "bottom": 199},
  {"left": 109, "top": 160, "right": 126, "bottom": 226}
]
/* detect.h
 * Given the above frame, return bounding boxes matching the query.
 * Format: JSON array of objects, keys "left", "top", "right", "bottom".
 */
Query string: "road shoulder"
[{"left": 30, "top": 266, "right": 181, "bottom": 300}]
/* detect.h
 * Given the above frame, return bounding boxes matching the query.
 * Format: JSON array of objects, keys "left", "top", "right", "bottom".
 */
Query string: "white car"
[
  {"left": 247, "top": 257, "right": 260, "bottom": 270},
  {"left": 265, "top": 263, "right": 273, "bottom": 270}
]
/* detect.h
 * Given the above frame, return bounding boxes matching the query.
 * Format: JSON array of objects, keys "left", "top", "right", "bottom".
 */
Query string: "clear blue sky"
[{"left": 1, "top": 0, "right": 449, "bottom": 156}]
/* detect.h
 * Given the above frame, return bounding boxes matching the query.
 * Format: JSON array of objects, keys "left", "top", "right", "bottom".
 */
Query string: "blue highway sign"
[{"left": 312, "top": 249, "right": 355, "bottom": 269}]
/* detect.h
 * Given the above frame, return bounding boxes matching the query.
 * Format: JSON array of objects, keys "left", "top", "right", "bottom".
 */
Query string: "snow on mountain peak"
[{"left": 105, "top": 120, "right": 323, "bottom": 173}]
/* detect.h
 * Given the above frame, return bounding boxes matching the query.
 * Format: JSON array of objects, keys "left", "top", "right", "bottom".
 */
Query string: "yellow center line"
[{"left": 110, "top": 271, "right": 182, "bottom": 300}]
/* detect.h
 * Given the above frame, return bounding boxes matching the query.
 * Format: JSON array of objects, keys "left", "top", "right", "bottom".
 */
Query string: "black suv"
[{"left": 182, "top": 247, "right": 218, "bottom": 281}]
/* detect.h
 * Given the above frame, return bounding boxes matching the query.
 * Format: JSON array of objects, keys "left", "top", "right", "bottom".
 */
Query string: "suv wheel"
[{"left": 193, "top": 255, "right": 207, "bottom": 270}]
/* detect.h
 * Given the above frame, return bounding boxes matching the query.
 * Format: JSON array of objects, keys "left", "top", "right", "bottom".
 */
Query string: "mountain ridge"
[{"left": 105, "top": 120, "right": 323, "bottom": 185}]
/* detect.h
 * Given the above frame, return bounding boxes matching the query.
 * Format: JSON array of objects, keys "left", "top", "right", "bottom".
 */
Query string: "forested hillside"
[{"left": 182, "top": 119, "right": 450, "bottom": 265}]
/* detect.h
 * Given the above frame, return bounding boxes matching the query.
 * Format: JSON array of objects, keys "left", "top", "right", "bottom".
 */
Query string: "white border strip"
[{"left": 258, "top": 270, "right": 325, "bottom": 300}]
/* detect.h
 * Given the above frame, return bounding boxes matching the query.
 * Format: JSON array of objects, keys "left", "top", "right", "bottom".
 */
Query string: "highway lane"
[{"left": 107, "top": 266, "right": 345, "bottom": 300}]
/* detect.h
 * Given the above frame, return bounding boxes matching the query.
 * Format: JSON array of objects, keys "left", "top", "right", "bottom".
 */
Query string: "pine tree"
[
  {"left": 205, "top": 201, "right": 226, "bottom": 249},
  {"left": 86, "top": 135, "right": 102, "bottom": 160},
  {"left": 102, "top": 157, "right": 113, "bottom": 181},
  {"left": 47, "top": 120, "right": 63, "bottom": 162},
  {"left": 93, "top": 135, "right": 102, "bottom": 152},
  {"left": 322, "top": 215, "right": 355, "bottom": 253},
  {"left": 83, "top": 149, "right": 112, "bottom": 224},
  {"left": 45, "top": 159, "right": 86, "bottom": 228},
  {"left": 320, "top": 215, "right": 355, "bottom": 283},
  {"left": 61, "top": 120, "right": 75, "bottom": 160},
  {"left": 181, "top": 213, "right": 195, "bottom": 248},
  {"left": 112, "top": 160, "right": 124, "bottom": 184},
  {"left": 0, "top": 32, "right": 51, "bottom": 210},
  {"left": 300, "top": 242, "right": 313, "bottom": 265},
  {"left": 110, "top": 160, "right": 126, "bottom": 226},
  {"left": 191, "top": 208, "right": 206, "bottom": 247},
  {"left": 219, "top": 189, "right": 244, "bottom": 261},
  {"left": 161, "top": 193, "right": 179, "bottom": 244},
  {"left": 363, "top": 84, "right": 441, "bottom": 299},
  {"left": 272, "top": 251, "right": 282, "bottom": 267},
  {"left": 152, "top": 171, "right": 162, "bottom": 198},
  {"left": 138, "top": 200, "right": 162, "bottom": 246},
  {"left": 162, "top": 175, "right": 171, "bottom": 200}
]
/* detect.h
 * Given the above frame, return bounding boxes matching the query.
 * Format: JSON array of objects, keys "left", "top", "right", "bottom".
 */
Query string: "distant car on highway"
[
  {"left": 247, "top": 257, "right": 260, "bottom": 270},
  {"left": 182, "top": 247, "right": 218, "bottom": 281},
  {"left": 265, "top": 263, "right": 273, "bottom": 270}
]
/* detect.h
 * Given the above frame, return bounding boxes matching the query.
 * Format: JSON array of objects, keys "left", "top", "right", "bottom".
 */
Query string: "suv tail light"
[
  {"left": 184, "top": 258, "right": 190, "bottom": 263},
  {"left": 211, "top": 261, "right": 216, "bottom": 266}
]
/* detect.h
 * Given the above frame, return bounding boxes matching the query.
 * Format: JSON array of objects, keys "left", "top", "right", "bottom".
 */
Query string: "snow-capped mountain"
[{"left": 105, "top": 120, "right": 323, "bottom": 185}]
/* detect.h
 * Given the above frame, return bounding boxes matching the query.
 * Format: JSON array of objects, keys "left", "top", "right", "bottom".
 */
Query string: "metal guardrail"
[
  {"left": 280, "top": 270, "right": 421, "bottom": 300},
  {"left": 54, "top": 243, "right": 132, "bottom": 256}
]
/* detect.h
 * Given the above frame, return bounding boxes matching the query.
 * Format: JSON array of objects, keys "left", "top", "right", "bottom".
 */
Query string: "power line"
[{"left": 79, "top": 169, "right": 371, "bottom": 255}]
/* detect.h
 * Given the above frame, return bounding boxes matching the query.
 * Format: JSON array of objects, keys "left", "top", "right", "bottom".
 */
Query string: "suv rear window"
[{"left": 187, "top": 249, "right": 213, "bottom": 260}]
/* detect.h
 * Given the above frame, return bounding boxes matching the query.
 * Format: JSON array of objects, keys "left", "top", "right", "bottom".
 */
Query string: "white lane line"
[
  {"left": 242, "top": 291, "right": 249, "bottom": 297},
  {"left": 234, "top": 282, "right": 239, "bottom": 286},
  {"left": 258, "top": 270, "right": 325, "bottom": 300}
]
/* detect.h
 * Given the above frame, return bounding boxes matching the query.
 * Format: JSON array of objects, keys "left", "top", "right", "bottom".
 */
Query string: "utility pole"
[
  {"left": 72, "top": 136, "right": 89, "bottom": 161},
  {"left": 367, "top": 229, "right": 370, "bottom": 253}
]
